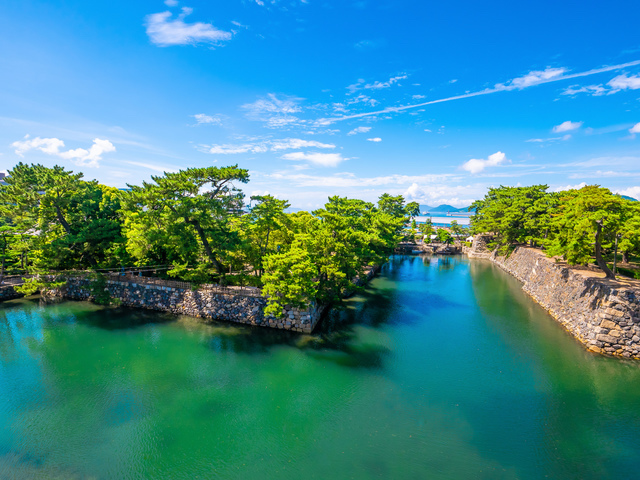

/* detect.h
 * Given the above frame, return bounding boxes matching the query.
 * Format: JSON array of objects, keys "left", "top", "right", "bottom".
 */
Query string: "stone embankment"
[
  {"left": 0, "top": 285, "right": 22, "bottom": 302},
  {"left": 62, "top": 276, "right": 323, "bottom": 333},
  {"left": 0, "top": 265, "right": 381, "bottom": 333},
  {"left": 474, "top": 242, "right": 640, "bottom": 359}
]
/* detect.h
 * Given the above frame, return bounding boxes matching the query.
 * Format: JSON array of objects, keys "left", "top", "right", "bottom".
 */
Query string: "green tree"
[
  {"left": 470, "top": 185, "right": 550, "bottom": 251},
  {"left": 125, "top": 165, "right": 249, "bottom": 275},
  {"left": 419, "top": 220, "right": 434, "bottom": 243},
  {"left": 243, "top": 195, "right": 291, "bottom": 277},
  {"left": 436, "top": 229, "right": 454, "bottom": 245},
  {"left": 545, "top": 185, "right": 624, "bottom": 279},
  {"left": 262, "top": 245, "right": 318, "bottom": 317},
  {"left": 0, "top": 163, "right": 126, "bottom": 271}
]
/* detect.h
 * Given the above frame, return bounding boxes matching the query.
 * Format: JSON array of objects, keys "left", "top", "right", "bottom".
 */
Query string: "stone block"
[
  {"left": 600, "top": 319, "right": 619, "bottom": 330},
  {"left": 596, "top": 334, "right": 616, "bottom": 344}
]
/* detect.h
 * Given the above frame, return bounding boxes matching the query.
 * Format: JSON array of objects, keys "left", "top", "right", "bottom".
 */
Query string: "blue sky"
[{"left": 1, "top": 0, "right": 640, "bottom": 208}]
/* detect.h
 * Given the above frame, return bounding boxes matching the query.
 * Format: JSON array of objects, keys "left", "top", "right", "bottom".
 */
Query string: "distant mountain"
[
  {"left": 620, "top": 195, "right": 638, "bottom": 202},
  {"left": 419, "top": 204, "right": 472, "bottom": 214}
]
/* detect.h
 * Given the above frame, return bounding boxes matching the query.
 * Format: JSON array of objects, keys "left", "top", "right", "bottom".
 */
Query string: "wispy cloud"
[
  {"left": 562, "top": 72, "right": 640, "bottom": 96},
  {"left": 347, "top": 126, "right": 372, "bottom": 135},
  {"left": 318, "top": 60, "right": 640, "bottom": 125},
  {"left": 241, "top": 94, "right": 304, "bottom": 129},
  {"left": 347, "top": 74, "right": 408, "bottom": 94},
  {"left": 281, "top": 152, "right": 346, "bottom": 167},
  {"left": 526, "top": 134, "right": 571, "bottom": 143},
  {"left": 123, "top": 161, "right": 178, "bottom": 173},
  {"left": 12, "top": 135, "right": 115, "bottom": 168},
  {"left": 202, "top": 137, "right": 335, "bottom": 154},
  {"left": 192, "top": 113, "right": 224, "bottom": 126},
  {"left": 553, "top": 120, "right": 582, "bottom": 133},
  {"left": 145, "top": 7, "right": 232, "bottom": 47},
  {"left": 460, "top": 151, "right": 508, "bottom": 174},
  {"left": 270, "top": 138, "right": 335, "bottom": 150},
  {"left": 367, "top": 137, "right": 382, "bottom": 142},
  {"left": 403, "top": 182, "right": 480, "bottom": 207},
  {"left": 629, "top": 122, "right": 640, "bottom": 139},
  {"left": 268, "top": 172, "right": 455, "bottom": 188}
]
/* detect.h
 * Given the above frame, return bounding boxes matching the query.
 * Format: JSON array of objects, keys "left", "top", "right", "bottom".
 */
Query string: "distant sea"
[{"left": 415, "top": 215, "right": 470, "bottom": 226}]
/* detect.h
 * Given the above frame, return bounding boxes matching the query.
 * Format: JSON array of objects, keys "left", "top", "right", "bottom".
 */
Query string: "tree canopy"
[
  {"left": 470, "top": 184, "right": 640, "bottom": 279},
  {"left": 0, "top": 162, "right": 414, "bottom": 317}
]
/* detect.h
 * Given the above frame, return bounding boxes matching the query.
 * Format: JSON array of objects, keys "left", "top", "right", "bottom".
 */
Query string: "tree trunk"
[
  {"left": 189, "top": 220, "right": 222, "bottom": 272},
  {"left": 594, "top": 221, "right": 615, "bottom": 279},
  {"left": 622, "top": 251, "right": 629, "bottom": 264},
  {"left": 55, "top": 205, "right": 72, "bottom": 234}
]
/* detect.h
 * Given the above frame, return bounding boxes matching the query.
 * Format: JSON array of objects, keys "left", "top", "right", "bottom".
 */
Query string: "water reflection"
[{"left": 2, "top": 257, "right": 640, "bottom": 479}]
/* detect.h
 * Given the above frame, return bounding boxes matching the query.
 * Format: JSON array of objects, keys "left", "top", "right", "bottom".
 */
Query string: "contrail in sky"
[{"left": 317, "top": 59, "right": 640, "bottom": 125}]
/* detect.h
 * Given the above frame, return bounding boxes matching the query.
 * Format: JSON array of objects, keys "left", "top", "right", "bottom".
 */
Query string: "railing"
[
  {"left": 0, "top": 275, "right": 32, "bottom": 286},
  {"left": 0, "top": 269, "right": 264, "bottom": 298}
]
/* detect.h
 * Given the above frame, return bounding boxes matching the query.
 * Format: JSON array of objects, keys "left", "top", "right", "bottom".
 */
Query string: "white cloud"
[
  {"left": 562, "top": 85, "right": 607, "bottom": 96},
  {"left": 268, "top": 172, "right": 453, "bottom": 188},
  {"left": 412, "top": 94, "right": 426, "bottom": 99},
  {"left": 630, "top": 122, "right": 640, "bottom": 134},
  {"left": 553, "top": 120, "right": 583, "bottom": 133},
  {"left": 270, "top": 138, "right": 335, "bottom": 150},
  {"left": 192, "top": 113, "right": 223, "bottom": 126},
  {"left": 367, "top": 137, "right": 382, "bottom": 142},
  {"left": 208, "top": 144, "right": 269, "bottom": 154},
  {"left": 365, "top": 75, "right": 407, "bottom": 90},
  {"left": 347, "top": 126, "right": 372, "bottom": 135},
  {"left": 526, "top": 134, "right": 571, "bottom": 143},
  {"left": 318, "top": 60, "right": 640, "bottom": 125},
  {"left": 145, "top": 7, "right": 232, "bottom": 47},
  {"left": 281, "top": 152, "right": 346, "bottom": 167},
  {"left": 164, "top": 0, "right": 178, "bottom": 5},
  {"left": 12, "top": 136, "right": 115, "bottom": 168},
  {"left": 347, "top": 74, "right": 408, "bottom": 94},
  {"left": 203, "top": 138, "right": 334, "bottom": 154},
  {"left": 124, "top": 161, "right": 178, "bottom": 173},
  {"left": 403, "top": 182, "right": 479, "bottom": 207},
  {"left": 553, "top": 182, "right": 587, "bottom": 192},
  {"left": 562, "top": 73, "right": 640, "bottom": 97},
  {"left": 614, "top": 186, "right": 640, "bottom": 200},
  {"left": 498, "top": 67, "right": 566, "bottom": 89},
  {"left": 608, "top": 73, "right": 640, "bottom": 92},
  {"left": 461, "top": 151, "right": 508, "bottom": 174},
  {"left": 241, "top": 94, "right": 304, "bottom": 129}
]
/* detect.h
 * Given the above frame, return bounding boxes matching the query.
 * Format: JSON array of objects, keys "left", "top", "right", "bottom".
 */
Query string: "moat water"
[{"left": 2, "top": 255, "right": 640, "bottom": 479}]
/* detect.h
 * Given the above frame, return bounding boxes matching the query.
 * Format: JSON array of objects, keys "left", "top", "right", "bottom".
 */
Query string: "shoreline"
[{"left": 467, "top": 241, "right": 640, "bottom": 360}]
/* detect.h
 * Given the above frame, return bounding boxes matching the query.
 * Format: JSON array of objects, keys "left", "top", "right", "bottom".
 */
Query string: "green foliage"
[
  {"left": 0, "top": 163, "right": 127, "bottom": 271},
  {"left": 544, "top": 186, "right": 626, "bottom": 278},
  {"left": 471, "top": 183, "right": 640, "bottom": 280},
  {"left": 87, "top": 273, "right": 120, "bottom": 306},
  {"left": 418, "top": 220, "right": 434, "bottom": 242},
  {"left": 436, "top": 229, "right": 454, "bottom": 245},
  {"left": 124, "top": 165, "right": 249, "bottom": 275},
  {"left": 262, "top": 245, "right": 318, "bottom": 317},
  {"left": 470, "top": 185, "right": 551, "bottom": 247},
  {"left": 14, "top": 276, "right": 66, "bottom": 296},
  {"left": 0, "top": 161, "right": 422, "bottom": 317},
  {"left": 167, "top": 263, "right": 217, "bottom": 286}
]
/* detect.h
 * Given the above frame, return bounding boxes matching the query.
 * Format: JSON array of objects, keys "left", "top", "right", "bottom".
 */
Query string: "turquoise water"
[{"left": 2, "top": 255, "right": 640, "bottom": 479}]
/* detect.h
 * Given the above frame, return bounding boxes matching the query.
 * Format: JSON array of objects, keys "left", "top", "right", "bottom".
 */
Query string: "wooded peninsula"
[{"left": 1, "top": 163, "right": 638, "bottom": 317}]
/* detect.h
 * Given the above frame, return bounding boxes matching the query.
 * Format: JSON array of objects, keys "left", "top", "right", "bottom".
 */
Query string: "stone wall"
[
  {"left": 0, "top": 286, "right": 22, "bottom": 302},
  {"left": 466, "top": 234, "right": 494, "bottom": 259},
  {"left": 487, "top": 246, "right": 640, "bottom": 359},
  {"left": 61, "top": 277, "right": 324, "bottom": 333}
]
